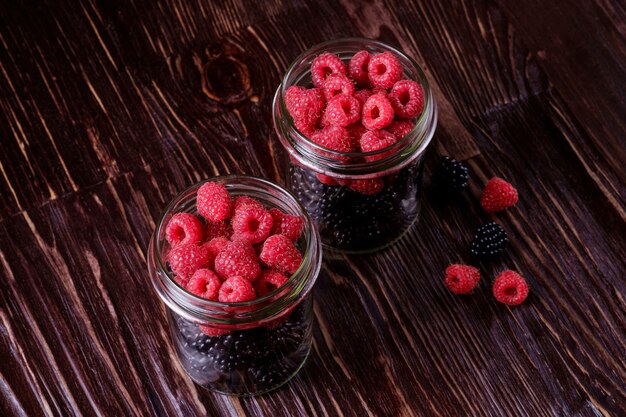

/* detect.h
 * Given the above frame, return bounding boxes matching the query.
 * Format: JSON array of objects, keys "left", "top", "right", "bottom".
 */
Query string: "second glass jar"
[{"left": 273, "top": 38, "right": 437, "bottom": 253}]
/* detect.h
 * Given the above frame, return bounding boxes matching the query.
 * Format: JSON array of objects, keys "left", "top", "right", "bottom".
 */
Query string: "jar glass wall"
[
  {"left": 148, "top": 176, "right": 322, "bottom": 396},
  {"left": 273, "top": 38, "right": 437, "bottom": 253}
]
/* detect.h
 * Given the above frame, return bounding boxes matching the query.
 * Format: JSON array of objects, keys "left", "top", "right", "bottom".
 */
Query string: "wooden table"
[{"left": 1, "top": 1, "right": 624, "bottom": 416}]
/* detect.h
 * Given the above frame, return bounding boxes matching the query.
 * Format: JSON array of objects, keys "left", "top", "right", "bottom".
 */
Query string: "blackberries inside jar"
[{"left": 273, "top": 38, "right": 437, "bottom": 253}]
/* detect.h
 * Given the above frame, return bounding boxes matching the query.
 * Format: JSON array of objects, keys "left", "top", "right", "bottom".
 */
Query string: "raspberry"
[
  {"left": 310, "top": 53, "right": 346, "bottom": 88},
  {"left": 322, "top": 74, "right": 355, "bottom": 102},
  {"left": 311, "top": 125, "right": 353, "bottom": 153},
  {"left": 444, "top": 264, "right": 480, "bottom": 294},
  {"left": 388, "top": 80, "right": 424, "bottom": 119},
  {"left": 218, "top": 276, "right": 257, "bottom": 303},
  {"left": 204, "top": 221, "right": 232, "bottom": 241},
  {"left": 349, "top": 178, "right": 384, "bottom": 195},
  {"left": 165, "top": 213, "right": 204, "bottom": 247},
  {"left": 385, "top": 120, "right": 414, "bottom": 140},
  {"left": 231, "top": 204, "right": 273, "bottom": 244},
  {"left": 167, "top": 243, "right": 210, "bottom": 279},
  {"left": 197, "top": 182, "right": 232, "bottom": 222},
  {"left": 269, "top": 208, "right": 304, "bottom": 241},
  {"left": 359, "top": 129, "right": 398, "bottom": 161},
  {"left": 259, "top": 234, "right": 303, "bottom": 275},
  {"left": 470, "top": 222, "right": 508, "bottom": 259},
  {"left": 202, "top": 237, "right": 229, "bottom": 269},
  {"left": 353, "top": 89, "right": 372, "bottom": 107},
  {"left": 348, "top": 50, "right": 371, "bottom": 84},
  {"left": 361, "top": 93, "right": 394, "bottom": 130},
  {"left": 254, "top": 270, "right": 289, "bottom": 296},
  {"left": 315, "top": 173, "right": 339, "bottom": 186},
  {"left": 493, "top": 270, "right": 529, "bottom": 305},
  {"left": 433, "top": 156, "right": 469, "bottom": 195},
  {"left": 346, "top": 123, "right": 367, "bottom": 149},
  {"left": 481, "top": 177, "right": 519, "bottom": 212},
  {"left": 214, "top": 240, "right": 261, "bottom": 281},
  {"left": 186, "top": 269, "right": 222, "bottom": 300},
  {"left": 233, "top": 195, "right": 264, "bottom": 212},
  {"left": 368, "top": 52, "right": 403, "bottom": 88},
  {"left": 285, "top": 86, "right": 324, "bottom": 134},
  {"left": 322, "top": 94, "right": 361, "bottom": 127},
  {"left": 199, "top": 325, "right": 229, "bottom": 337}
]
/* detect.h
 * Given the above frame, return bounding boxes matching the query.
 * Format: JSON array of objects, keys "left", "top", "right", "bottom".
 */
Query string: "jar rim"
[
  {"left": 148, "top": 175, "right": 322, "bottom": 325},
  {"left": 273, "top": 37, "right": 437, "bottom": 177}
]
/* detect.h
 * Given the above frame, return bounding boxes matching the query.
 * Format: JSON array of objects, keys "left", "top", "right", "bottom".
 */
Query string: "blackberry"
[
  {"left": 206, "top": 329, "right": 269, "bottom": 372},
  {"left": 433, "top": 156, "right": 469, "bottom": 194},
  {"left": 470, "top": 222, "right": 508, "bottom": 259},
  {"left": 249, "top": 361, "right": 293, "bottom": 391},
  {"left": 267, "top": 323, "right": 305, "bottom": 355},
  {"left": 176, "top": 317, "right": 216, "bottom": 353}
]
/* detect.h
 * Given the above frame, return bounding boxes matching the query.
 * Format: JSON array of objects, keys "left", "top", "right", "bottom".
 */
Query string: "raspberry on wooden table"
[
  {"left": 322, "top": 74, "right": 355, "bottom": 101},
  {"left": 367, "top": 52, "right": 403, "bottom": 88},
  {"left": 259, "top": 235, "right": 303, "bottom": 275},
  {"left": 311, "top": 52, "right": 346, "bottom": 88},
  {"left": 481, "top": 177, "right": 518, "bottom": 212},
  {"left": 197, "top": 182, "right": 232, "bottom": 222},
  {"left": 360, "top": 129, "right": 398, "bottom": 162},
  {"left": 186, "top": 269, "right": 222, "bottom": 300},
  {"left": 322, "top": 94, "right": 361, "bottom": 127},
  {"left": 493, "top": 270, "right": 529, "bottom": 305},
  {"left": 214, "top": 240, "right": 261, "bottom": 281},
  {"left": 165, "top": 213, "right": 204, "bottom": 247},
  {"left": 388, "top": 80, "right": 424, "bottom": 119},
  {"left": 167, "top": 243, "right": 211, "bottom": 279},
  {"left": 444, "top": 264, "right": 480, "bottom": 294},
  {"left": 361, "top": 93, "right": 394, "bottom": 130},
  {"left": 269, "top": 208, "right": 304, "bottom": 241},
  {"left": 348, "top": 50, "right": 371, "bottom": 84},
  {"left": 231, "top": 204, "right": 273, "bottom": 244},
  {"left": 218, "top": 276, "right": 257, "bottom": 303},
  {"left": 254, "top": 270, "right": 289, "bottom": 297}
]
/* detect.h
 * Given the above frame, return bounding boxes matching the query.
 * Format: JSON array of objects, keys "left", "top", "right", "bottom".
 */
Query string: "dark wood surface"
[{"left": 1, "top": 1, "right": 625, "bottom": 416}]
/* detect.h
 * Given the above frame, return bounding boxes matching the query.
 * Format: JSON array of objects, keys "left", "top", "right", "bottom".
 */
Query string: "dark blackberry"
[
  {"left": 267, "top": 323, "right": 305, "bottom": 355},
  {"left": 249, "top": 361, "right": 293, "bottom": 390},
  {"left": 433, "top": 156, "right": 469, "bottom": 194},
  {"left": 207, "top": 329, "right": 269, "bottom": 372},
  {"left": 470, "top": 222, "right": 508, "bottom": 259},
  {"left": 176, "top": 317, "right": 216, "bottom": 353}
]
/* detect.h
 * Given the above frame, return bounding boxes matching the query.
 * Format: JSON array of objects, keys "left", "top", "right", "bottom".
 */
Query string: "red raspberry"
[
  {"left": 254, "top": 270, "right": 289, "bottom": 296},
  {"left": 269, "top": 208, "right": 304, "bottom": 241},
  {"left": 481, "top": 177, "right": 518, "bottom": 212},
  {"left": 202, "top": 237, "right": 229, "bottom": 269},
  {"left": 214, "top": 240, "right": 261, "bottom": 281},
  {"left": 311, "top": 125, "right": 353, "bottom": 153},
  {"left": 493, "top": 270, "right": 529, "bottom": 306},
  {"left": 165, "top": 213, "right": 204, "bottom": 247},
  {"left": 174, "top": 275, "right": 189, "bottom": 288},
  {"left": 368, "top": 52, "right": 403, "bottom": 88},
  {"left": 346, "top": 123, "right": 367, "bottom": 149},
  {"left": 167, "top": 243, "right": 210, "bottom": 279},
  {"left": 361, "top": 93, "right": 394, "bottom": 130},
  {"left": 388, "top": 80, "right": 424, "bottom": 119},
  {"left": 385, "top": 120, "right": 414, "bottom": 140},
  {"left": 233, "top": 195, "right": 264, "bottom": 212},
  {"left": 231, "top": 204, "right": 273, "bottom": 244},
  {"left": 315, "top": 173, "right": 339, "bottom": 186},
  {"left": 348, "top": 50, "right": 371, "bottom": 84},
  {"left": 197, "top": 182, "right": 232, "bottom": 222},
  {"left": 199, "top": 325, "right": 229, "bottom": 337},
  {"left": 204, "top": 221, "right": 232, "bottom": 241},
  {"left": 218, "top": 276, "right": 257, "bottom": 303},
  {"left": 322, "top": 74, "right": 355, "bottom": 102},
  {"left": 349, "top": 178, "right": 384, "bottom": 195},
  {"left": 310, "top": 52, "right": 346, "bottom": 88},
  {"left": 353, "top": 89, "right": 372, "bottom": 107},
  {"left": 186, "top": 269, "right": 222, "bottom": 300},
  {"left": 444, "top": 264, "right": 480, "bottom": 294},
  {"left": 285, "top": 86, "right": 324, "bottom": 134},
  {"left": 322, "top": 94, "right": 361, "bottom": 127},
  {"left": 359, "top": 129, "right": 398, "bottom": 161},
  {"left": 259, "top": 234, "right": 303, "bottom": 275}
]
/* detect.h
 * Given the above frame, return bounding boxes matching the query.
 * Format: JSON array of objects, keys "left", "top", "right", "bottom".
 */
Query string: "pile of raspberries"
[
  {"left": 164, "top": 182, "right": 304, "bottom": 311},
  {"left": 433, "top": 158, "right": 530, "bottom": 306},
  {"left": 284, "top": 50, "right": 424, "bottom": 193}
]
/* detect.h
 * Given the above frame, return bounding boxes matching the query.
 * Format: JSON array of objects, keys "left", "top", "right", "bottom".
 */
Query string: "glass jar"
[
  {"left": 148, "top": 176, "right": 322, "bottom": 396},
  {"left": 273, "top": 38, "right": 437, "bottom": 253}
]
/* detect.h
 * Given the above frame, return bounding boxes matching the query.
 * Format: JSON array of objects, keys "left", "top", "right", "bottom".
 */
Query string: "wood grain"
[{"left": 0, "top": 0, "right": 624, "bottom": 416}]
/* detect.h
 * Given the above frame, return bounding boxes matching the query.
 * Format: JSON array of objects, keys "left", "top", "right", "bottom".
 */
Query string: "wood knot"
[{"left": 201, "top": 43, "right": 252, "bottom": 105}]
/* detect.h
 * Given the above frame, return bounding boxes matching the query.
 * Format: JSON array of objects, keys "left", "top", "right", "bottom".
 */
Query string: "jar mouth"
[
  {"left": 273, "top": 37, "right": 437, "bottom": 177},
  {"left": 148, "top": 175, "right": 322, "bottom": 325}
]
